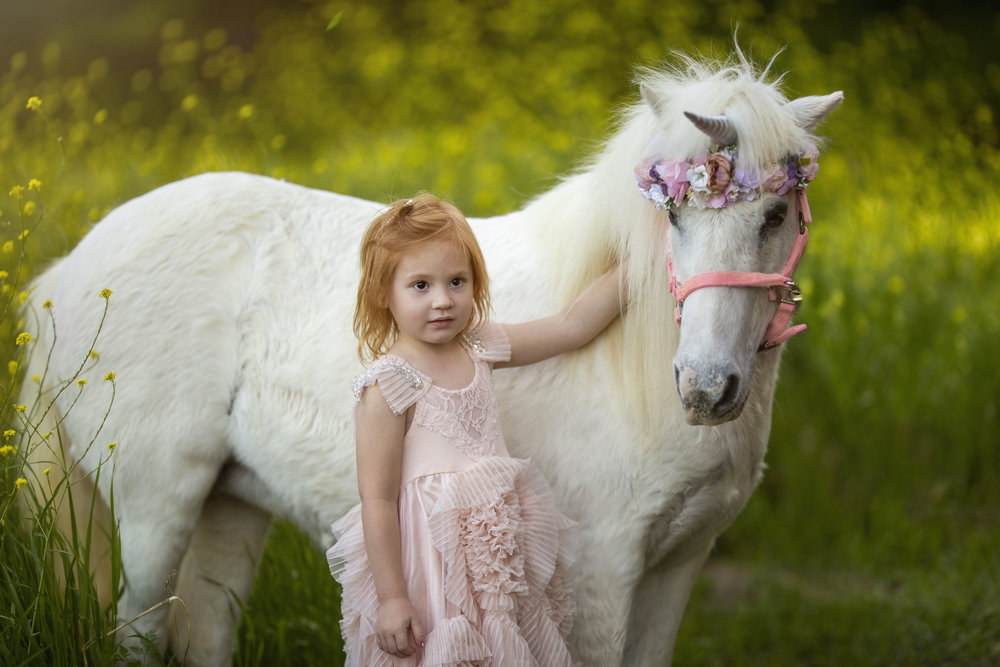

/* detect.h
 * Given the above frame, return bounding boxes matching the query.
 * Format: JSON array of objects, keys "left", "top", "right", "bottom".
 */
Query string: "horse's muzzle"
[{"left": 673, "top": 360, "right": 745, "bottom": 425}]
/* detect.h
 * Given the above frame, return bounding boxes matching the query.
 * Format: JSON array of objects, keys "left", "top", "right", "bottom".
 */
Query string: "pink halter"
[{"left": 667, "top": 187, "right": 813, "bottom": 352}]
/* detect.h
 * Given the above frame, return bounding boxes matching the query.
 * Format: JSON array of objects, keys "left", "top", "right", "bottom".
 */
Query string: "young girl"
[{"left": 328, "top": 194, "right": 622, "bottom": 666}]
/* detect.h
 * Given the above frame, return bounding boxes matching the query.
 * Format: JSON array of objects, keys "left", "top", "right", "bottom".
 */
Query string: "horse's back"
[{"left": 35, "top": 173, "right": 376, "bottom": 530}]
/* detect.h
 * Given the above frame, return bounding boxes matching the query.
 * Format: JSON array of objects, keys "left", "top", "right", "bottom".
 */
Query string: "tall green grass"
[
  {"left": 1, "top": 1, "right": 997, "bottom": 664},
  {"left": 0, "top": 293, "right": 126, "bottom": 665}
]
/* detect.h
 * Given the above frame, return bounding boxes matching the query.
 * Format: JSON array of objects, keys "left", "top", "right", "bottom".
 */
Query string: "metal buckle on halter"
[{"left": 775, "top": 280, "right": 803, "bottom": 306}]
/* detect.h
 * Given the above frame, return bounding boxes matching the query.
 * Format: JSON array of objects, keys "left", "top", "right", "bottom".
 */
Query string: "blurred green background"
[{"left": 2, "top": 0, "right": 998, "bottom": 664}]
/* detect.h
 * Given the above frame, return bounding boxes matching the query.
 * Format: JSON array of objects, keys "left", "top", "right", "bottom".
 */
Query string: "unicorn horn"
[{"left": 684, "top": 111, "right": 737, "bottom": 146}]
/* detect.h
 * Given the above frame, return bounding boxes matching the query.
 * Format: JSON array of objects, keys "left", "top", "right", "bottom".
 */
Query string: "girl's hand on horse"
[
  {"left": 497, "top": 265, "right": 626, "bottom": 368},
  {"left": 375, "top": 597, "right": 425, "bottom": 657}
]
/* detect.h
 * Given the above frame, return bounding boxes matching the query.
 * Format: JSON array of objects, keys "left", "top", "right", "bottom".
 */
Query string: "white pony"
[{"left": 23, "top": 53, "right": 841, "bottom": 665}]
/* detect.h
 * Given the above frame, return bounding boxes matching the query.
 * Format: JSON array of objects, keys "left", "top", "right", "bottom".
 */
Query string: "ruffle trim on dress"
[
  {"left": 352, "top": 355, "right": 432, "bottom": 414},
  {"left": 464, "top": 322, "right": 512, "bottom": 365},
  {"left": 327, "top": 457, "right": 576, "bottom": 666},
  {"left": 427, "top": 457, "right": 577, "bottom": 666}
]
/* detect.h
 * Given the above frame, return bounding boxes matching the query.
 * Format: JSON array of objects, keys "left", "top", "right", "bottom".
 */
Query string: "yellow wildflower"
[
  {"left": 14, "top": 404, "right": 26, "bottom": 412},
  {"left": 23, "top": 201, "right": 36, "bottom": 215},
  {"left": 8, "top": 360, "right": 18, "bottom": 375},
  {"left": 42, "top": 432, "right": 51, "bottom": 439},
  {"left": 94, "top": 109, "right": 108, "bottom": 124},
  {"left": 2, "top": 241, "right": 13, "bottom": 253},
  {"left": 107, "top": 442, "right": 116, "bottom": 451},
  {"left": 15, "top": 332, "right": 31, "bottom": 346},
  {"left": 181, "top": 95, "right": 198, "bottom": 111},
  {"left": 26, "top": 96, "right": 42, "bottom": 111},
  {"left": 1, "top": 286, "right": 10, "bottom": 295},
  {"left": 8, "top": 185, "right": 23, "bottom": 198},
  {"left": 28, "top": 179, "right": 41, "bottom": 192},
  {"left": 18, "top": 291, "right": 29, "bottom": 305},
  {"left": 89, "top": 350, "right": 99, "bottom": 360},
  {"left": 43, "top": 467, "right": 51, "bottom": 476},
  {"left": 0, "top": 445, "right": 14, "bottom": 457},
  {"left": 104, "top": 371, "right": 116, "bottom": 381},
  {"left": 99, "top": 288, "right": 113, "bottom": 299},
  {"left": 15, "top": 478, "right": 27, "bottom": 490},
  {"left": 17, "top": 230, "right": 30, "bottom": 241},
  {"left": 32, "top": 374, "right": 39, "bottom": 382},
  {"left": 42, "top": 299, "right": 53, "bottom": 309},
  {"left": 3, "top": 429, "right": 14, "bottom": 439},
  {"left": 0, "top": 271, "right": 7, "bottom": 280},
  {"left": 238, "top": 104, "right": 255, "bottom": 119},
  {"left": 77, "top": 378, "right": 87, "bottom": 387}
]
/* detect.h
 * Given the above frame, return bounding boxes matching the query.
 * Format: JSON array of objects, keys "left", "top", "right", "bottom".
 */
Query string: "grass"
[
  {"left": 1, "top": 0, "right": 998, "bottom": 664},
  {"left": 678, "top": 537, "right": 1000, "bottom": 665}
]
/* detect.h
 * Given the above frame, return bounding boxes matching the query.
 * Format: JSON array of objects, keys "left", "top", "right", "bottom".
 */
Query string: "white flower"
[
  {"left": 649, "top": 186, "right": 670, "bottom": 209},
  {"left": 687, "top": 164, "right": 710, "bottom": 191}
]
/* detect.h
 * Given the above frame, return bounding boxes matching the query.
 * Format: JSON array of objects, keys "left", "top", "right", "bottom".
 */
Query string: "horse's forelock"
[{"left": 634, "top": 53, "right": 814, "bottom": 170}]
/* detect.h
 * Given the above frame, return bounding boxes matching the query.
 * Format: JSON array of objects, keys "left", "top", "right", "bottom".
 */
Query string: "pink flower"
[
  {"left": 703, "top": 152, "right": 733, "bottom": 194},
  {"left": 761, "top": 164, "right": 791, "bottom": 193},
  {"left": 654, "top": 160, "right": 690, "bottom": 202},
  {"left": 797, "top": 148, "right": 820, "bottom": 183}
]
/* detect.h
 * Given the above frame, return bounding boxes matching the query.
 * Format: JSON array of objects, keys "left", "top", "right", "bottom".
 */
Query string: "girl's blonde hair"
[{"left": 354, "top": 194, "right": 492, "bottom": 362}]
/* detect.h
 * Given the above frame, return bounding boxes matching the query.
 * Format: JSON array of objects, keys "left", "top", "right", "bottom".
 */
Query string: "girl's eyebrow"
[{"left": 397, "top": 269, "right": 431, "bottom": 280}]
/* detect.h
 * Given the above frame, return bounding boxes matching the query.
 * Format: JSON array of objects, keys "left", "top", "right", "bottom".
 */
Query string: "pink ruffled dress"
[{"left": 327, "top": 322, "right": 576, "bottom": 666}]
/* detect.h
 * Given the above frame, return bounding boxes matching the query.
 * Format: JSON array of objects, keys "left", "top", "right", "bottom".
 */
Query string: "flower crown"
[{"left": 635, "top": 144, "right": 819, "bottom": 211}]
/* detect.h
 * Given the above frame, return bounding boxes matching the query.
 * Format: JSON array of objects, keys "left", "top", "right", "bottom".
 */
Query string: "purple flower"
[{"left": 774, "top": 163, "right": 800, "bottom": 195}]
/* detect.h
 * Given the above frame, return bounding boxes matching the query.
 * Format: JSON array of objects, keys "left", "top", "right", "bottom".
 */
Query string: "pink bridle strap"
[{"left": 669, "top": 187, "right": 814, "bottom": 352}]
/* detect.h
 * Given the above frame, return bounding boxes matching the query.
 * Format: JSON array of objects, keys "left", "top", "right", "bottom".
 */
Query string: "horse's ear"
[
  {"left": 784, "top": 91, "right": 844, "bottom": 131},
  {"left": 641, "top": 83, "right": 666, "bottom": 114}
]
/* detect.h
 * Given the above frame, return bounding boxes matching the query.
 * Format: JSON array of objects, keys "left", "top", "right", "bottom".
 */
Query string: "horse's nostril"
[{"left": 718, "top": 373, "right": 740, "bottom": 410}]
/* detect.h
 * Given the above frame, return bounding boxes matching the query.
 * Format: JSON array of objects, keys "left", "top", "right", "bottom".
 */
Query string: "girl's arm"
[
  {"left": 496, "top": 266, "right": 624, "bottom": 369},
  {"left": 355, "top": 386, "right": 425, "bottom": 657}
]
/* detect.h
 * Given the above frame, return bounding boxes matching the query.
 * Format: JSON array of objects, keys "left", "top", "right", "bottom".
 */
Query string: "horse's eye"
[{"left": 763, "top": 202, "right": 788, "bottom": 230}]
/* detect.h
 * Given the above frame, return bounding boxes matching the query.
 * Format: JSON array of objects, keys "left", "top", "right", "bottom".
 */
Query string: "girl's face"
[{"left": 387, "top": 240, "right": 475, "bottom": 352}]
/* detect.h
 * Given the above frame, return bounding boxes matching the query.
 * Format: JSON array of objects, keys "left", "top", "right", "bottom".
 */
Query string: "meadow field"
[{"left": 1, "top": 1, "right": 998, "bottom": 664}]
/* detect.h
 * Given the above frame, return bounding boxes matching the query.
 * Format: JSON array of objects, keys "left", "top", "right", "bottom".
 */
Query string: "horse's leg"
[
  {"left": 569, "top": 528, "right": 646, "bottom": 666},
  {"left": 168, "top": 493, "right": 271, "bottom": 667},
  {"left": 115, "top": 459, "right": 223, "bottom": 661},
  {"left": 622, "top": 540, "right": 714, "bottom": 666}
]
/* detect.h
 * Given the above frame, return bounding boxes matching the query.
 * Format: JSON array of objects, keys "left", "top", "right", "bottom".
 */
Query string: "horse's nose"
[{"left": 673, "top": 360, "right": 743, "bottom": 425}]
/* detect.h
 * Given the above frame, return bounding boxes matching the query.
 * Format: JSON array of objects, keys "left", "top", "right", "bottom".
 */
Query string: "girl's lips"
[{"left": 428, "top": 317, "right": 453, "bottom": 328}]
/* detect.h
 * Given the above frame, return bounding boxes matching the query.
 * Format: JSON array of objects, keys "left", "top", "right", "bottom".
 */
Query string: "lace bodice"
[
  {"left": 412, "top": 356, "right": 503, "bottom": 458},
  {"left": 352, "top": 323, "right": 512, "bottom": 460}
]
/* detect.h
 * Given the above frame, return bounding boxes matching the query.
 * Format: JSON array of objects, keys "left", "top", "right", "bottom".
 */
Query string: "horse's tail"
[{"left": 18, "top": 258, "right": 115, "bottom": 610}]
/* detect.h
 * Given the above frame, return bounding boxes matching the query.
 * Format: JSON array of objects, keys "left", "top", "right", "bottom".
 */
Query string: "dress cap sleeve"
[
  {"left": 462, "top": 320, "right": 511, "bottom": 363},
  {"left": 351, "top": 356, "right": 431, "bottom": 415}
]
